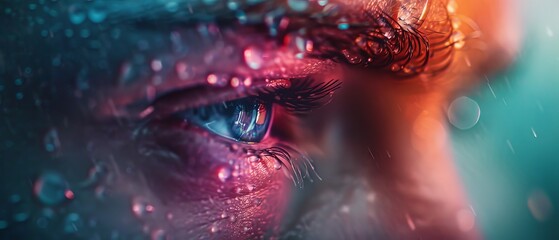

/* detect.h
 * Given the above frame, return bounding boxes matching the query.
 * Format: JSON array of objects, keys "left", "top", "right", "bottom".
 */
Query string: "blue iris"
[{"left": 183, "top": 98, "right": 272, "bottom": 143}]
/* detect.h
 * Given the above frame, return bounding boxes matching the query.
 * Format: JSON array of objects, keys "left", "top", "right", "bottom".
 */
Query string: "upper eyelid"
[{"left": 143, "top": 77, "right": 340, "bottom": 120}]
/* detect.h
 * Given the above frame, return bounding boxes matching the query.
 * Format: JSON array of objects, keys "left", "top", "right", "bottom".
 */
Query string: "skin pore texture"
[{"left": 0, "top": 0, "right": 520, "bottom": 239}]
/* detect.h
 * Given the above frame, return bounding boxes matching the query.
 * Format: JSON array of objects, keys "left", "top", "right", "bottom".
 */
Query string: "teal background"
[{"left": 453, "top": 0, "right": 559, "bottom": 238}]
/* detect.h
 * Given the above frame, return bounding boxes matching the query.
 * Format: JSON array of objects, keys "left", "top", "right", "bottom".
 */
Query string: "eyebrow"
[{"left": 94, "top": 1, "right": 449, "bottom": 119}]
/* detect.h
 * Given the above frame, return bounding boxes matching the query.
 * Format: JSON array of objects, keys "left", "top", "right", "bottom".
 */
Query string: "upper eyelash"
[{"left": 255, "top": 78, "right": 342, "bottom": 114}]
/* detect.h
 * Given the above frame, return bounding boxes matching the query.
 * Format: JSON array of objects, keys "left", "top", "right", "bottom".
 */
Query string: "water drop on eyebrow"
[
  {"left": 217, "top": 167, "right": 232, "bottom": 182},
  {"left": 317, "top": 0, "right": 329, "bottom": 6},
  {"left": 33, "top": 171, "right": 70, "bottom": 206},
  {"left": 341, "top": 49, "right": 362, "bottom": 64},
  {"left": 243, "top": 46, "right": 264, "bottom": 70},
  {"left": 452, "top": 31, "right": 466, "bottom": 49}
]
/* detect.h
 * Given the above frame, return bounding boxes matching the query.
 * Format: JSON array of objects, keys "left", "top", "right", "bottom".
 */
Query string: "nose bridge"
[{"left": 324, "top": 74, "right": 481, "bottom": 238}]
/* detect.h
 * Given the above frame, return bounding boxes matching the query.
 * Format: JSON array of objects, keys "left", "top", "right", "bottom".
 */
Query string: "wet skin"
[{"left": 0, "top": 0, "right": 520, "bottom": 239}]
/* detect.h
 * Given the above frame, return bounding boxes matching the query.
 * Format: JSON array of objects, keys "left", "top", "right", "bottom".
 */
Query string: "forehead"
[{"left": 64, "top": 0, "right": 396, "bottom": 23}]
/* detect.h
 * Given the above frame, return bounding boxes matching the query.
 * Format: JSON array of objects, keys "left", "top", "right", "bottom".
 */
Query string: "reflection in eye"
[{"left": 182, "top": 97, "right": 272, "bottom": 143}]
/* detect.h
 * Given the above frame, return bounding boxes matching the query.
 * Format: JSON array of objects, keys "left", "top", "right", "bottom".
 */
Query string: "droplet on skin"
[
  {"left": 131, "top": 197, "right": 154, "bottom": 218},
  {"left": 210, "top": 224, "right": 219, "bottom": 233},
  {"left": 456, "top": 208, "right": 476, "bottom": 232},
  {"left": 217, "top": 167, "right": 231, "bottom": 182},
  {"left": 151, "top": 229, "right": 167, "bottom": 240},
  {"left": 273, "top": 160, "right": 282, "bottom": 170},
  {"left": 34, "top": 171, "right": 70, "bottom": 206},
  {"left": 247, "top": 184, "right": 256, "bottom": 192},
  {"left": 452, "top": 31, "right": 466, "bottom": 49},
  {"left": 288, "top": 0, "right": 309, "bottom": 12},
  {"left": 244, "top": 46, "right": 264, "bottom": 70},
  {"left": 447, "top": 96, "right": 481, "bottom": 130},
  {"left": 207, "top": 74, "right": 218, "bottom": 85},
  {"left": 528, "top": 189, "right": 554, "bottom": 222},
  {"left": 247, "top": 155, "right": 260, "bottom": 162}
]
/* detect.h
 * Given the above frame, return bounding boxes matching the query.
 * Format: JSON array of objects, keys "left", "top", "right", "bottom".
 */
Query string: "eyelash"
[
  {"left": 245, "top": 143, "right": 321, "bottom": 188},
  {"left": 255, "top": 78, "right": 342, "bottom": 114}
]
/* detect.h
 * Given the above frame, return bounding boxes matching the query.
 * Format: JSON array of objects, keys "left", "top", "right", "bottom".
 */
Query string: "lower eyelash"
[{"left": 245, "top": 143, "right": 321, "bottom": 188}]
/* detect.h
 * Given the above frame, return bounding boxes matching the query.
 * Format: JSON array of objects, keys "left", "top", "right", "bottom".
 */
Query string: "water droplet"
[
  {"left": 341, "top": 49, "right": 362, "bottom": 64},
  {"left": 217, "top": 167, "right": 231, "bottom": 182},
  {"left": 528, "top": 189, "right": 554, "bottom": 222},
  {"left": 131, "top": 197, "right": 154, "bottom": 218},
  {"left": 273, "top": 160, "right": 282, "bottom": 170},
  {"left": 0, "top": 220, "right": 7, "bottom": 230},
  {"left": 447, "top": 0, "right": 458, "bottom": 13},
  {"left": 34, "top": 171, "right": 70, "bottom": 206},
  {"left": 95, "top": 186, "right": 107, "bottom": 200},
  {"left": 175, "top": 62, "right": 193, "bottom": 80},
  {"left": 244, "top": 46, "right": 264, "bottom": 70},
  {"left": 227, "top": 0, "right": 240, "bottom": 10},
  {"left": 68, "top": 4, "right": 86, "bottom": 25},
  {"left": 207, "top": 74, "right": 218, "bottom": 85},
  {"left": 87, "top": 4, "right": 108, "bottom": 23},
  {"left": 243, "top": 77, "right": 252, "bottom": 87},
  {"left": 13, "top": 212, "right": 30, "bottom": 222},
  {"left": 151, "top": 229, "right": 167, "bottom": 240},
  {"left": 210, "top": 224, "right": 219, "bottom": 233},
  {"left": 151, "top": 59, "right": 163, "bottom": 72},
  {"left": 452, "top": 31, "right": 466, "bottom": 49},
  {"left": 247, "top": 184, "right": 256, "bottom": 192},
  {"left": 447, "top": 96, "right": 480, "bottom": 130},
  {"left": 63, "top": 213, "right": 82, "bottom": 233},
  {"left": 456, "top": 208, "right": 476, "bottom": 232},
  {"left": 288, "top": 0, "right": 309, "bottom": 12},
  {"left": 36, "top": 217, "right": 49, "bottom": 228},
  {"left": 337, "top": 22, "right": 350, "bottom": 30},
  {"left": 247, "top": 155, "right": 260, "bottom": 162}
]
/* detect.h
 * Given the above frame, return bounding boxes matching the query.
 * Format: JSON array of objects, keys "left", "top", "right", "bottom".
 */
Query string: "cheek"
[{"left": 125, "top": 120, "right": 292, "bottom": 238}]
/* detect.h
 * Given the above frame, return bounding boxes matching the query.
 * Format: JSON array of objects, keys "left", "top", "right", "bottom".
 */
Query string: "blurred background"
[{"left": 451, "top": 0, "right": 559, "bottom": 238}]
